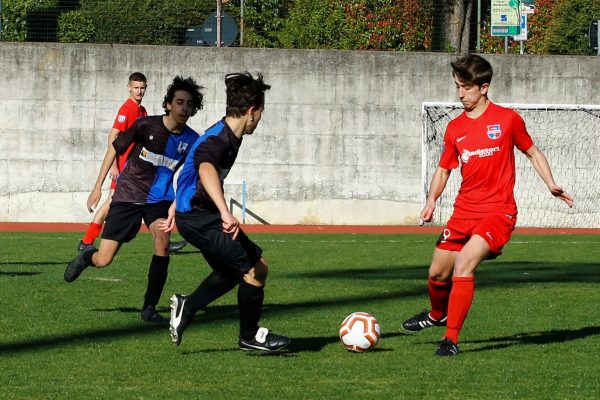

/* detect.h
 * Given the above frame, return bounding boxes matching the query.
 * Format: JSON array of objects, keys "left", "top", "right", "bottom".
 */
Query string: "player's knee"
[
  {"left": 246, "top": 258, "right": 268, "bottom": 285},
  {"left": 92, "top": 252, "right": 113, "bottom": 268}
]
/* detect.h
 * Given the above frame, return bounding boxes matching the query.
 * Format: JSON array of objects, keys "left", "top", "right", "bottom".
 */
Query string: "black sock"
[
  {"left": 186, "top": 270, "right": 240, "bottom": 315},
  {"left": 237, "top": 280, "right": 264, "bottom": 341},
  {"left": 82, "top": 249, "right": 98, "bottom": 266},
  {"left": 143, "top": 255, "right": 169, "bottom": 310}
]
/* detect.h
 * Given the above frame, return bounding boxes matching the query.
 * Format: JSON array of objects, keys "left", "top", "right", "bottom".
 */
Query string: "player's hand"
[
  {"left": 109, "top": 165, "right": 119, "bottom": 180},
  {"left": 550, "top": 186, "right": 574, "bottom": 208},
  {"left": 87, "top": 188, "right": 102, "bottom": 213},
  {"left": 157, "top": 216, "right": 175, "bottom": 232},
  {"left": 420, "top": 203, "right": 436, "bottom": 223},
  {"left": 221, "top": 211, "right": 240, "bottom": 240}
]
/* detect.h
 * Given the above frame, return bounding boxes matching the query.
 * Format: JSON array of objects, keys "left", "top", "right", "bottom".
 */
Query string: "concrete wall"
[{"left": 0, "top": 42, "right": 598, "bottom": 224}]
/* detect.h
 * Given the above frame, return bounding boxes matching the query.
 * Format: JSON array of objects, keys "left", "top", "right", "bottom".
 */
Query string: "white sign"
[{"left": 513, "top": 14, "right": 528, "bottom": 41}]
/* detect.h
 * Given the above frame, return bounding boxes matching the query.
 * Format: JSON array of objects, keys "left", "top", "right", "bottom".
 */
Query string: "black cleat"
[
  {"left": 239, "top": 327, "right": 290, "bottom": 352},
  {"left": 141, "top": 305, "right": 170, "bottom": 326},
  {"left": 434, "top": 337, "right": 459, "bottom": 356},
  {"left": 169, "top": 294, "right": 193, "bottom": 346},
  {"left": 64, "top": 251, "right": 90, "bottom": 282},
  {"left": 402, "top": 309, "right": 447, "bottom": 333},
  {"left": 78, "top": 241, "right": 95, "bottom": 253},
  {"left": 168, "top": 240, "right": 188, "bottom": 253}
]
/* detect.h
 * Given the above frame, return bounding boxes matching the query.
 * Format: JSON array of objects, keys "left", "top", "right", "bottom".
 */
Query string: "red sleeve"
[
  {"left": 512, "top": 111, "right": 534, "bottom": 152},
  {"left": 112, "top": 102, "right": 134, "bottom": 132},
  {"left": 439, "top": 123, "right": 459, "bottom": 170}
]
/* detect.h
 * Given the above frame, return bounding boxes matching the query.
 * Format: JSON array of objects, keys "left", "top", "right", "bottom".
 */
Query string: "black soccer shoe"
[
  {"left": 402, "top": 309, "right": 447, "bottom": 333},
  {"left": 434, "top": 337, "right": 460, "bottom": 357},
  {"left": 141, "top": 305, "right": 170, "bottom": 326},
  {"left": 239, "top": 327, "right": 290, "bottom": 352},
  {"left": 169, "top": 294, "right": 193, "bottom": 346},
  {"left": 78, "top": 241, "right": 95, "bottom": 253},
  {"left": 168, "top": 240, "right": 188, "bottom": 253},
  {"left": 64, "top": 251, "right": 90, "bottom": 282}
]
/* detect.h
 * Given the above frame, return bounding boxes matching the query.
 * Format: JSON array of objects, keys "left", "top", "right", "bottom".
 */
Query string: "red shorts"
[{"left": 436, "top": 213, "right": 516, "bottom": 258}]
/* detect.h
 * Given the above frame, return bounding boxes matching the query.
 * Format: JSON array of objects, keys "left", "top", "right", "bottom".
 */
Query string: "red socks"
[
  {"left": 428, "top": 277, "right": 452, "bottom": 321},
  {"left": 445, "top": 276, "right": 475, "bottom": 344},
  {"left": 81, "top": 222, "right": 102, "bottom": 245}
]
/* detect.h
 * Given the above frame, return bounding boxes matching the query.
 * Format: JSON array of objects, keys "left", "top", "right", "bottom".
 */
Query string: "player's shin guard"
[
  {"left": 186, "top": 270, "right": 240, "bottom": 315},
  {"left": 428, "top": 277, "right": 452, "bottom": 321},
  {"left": 237, "top": 280, "right": 264, "bottom": 341},
  {"left": 444, "top": 276, "right": 475, "bottom": 344},
  {"left": 143, "top": 255, "right": 169, "bottom": 309}
]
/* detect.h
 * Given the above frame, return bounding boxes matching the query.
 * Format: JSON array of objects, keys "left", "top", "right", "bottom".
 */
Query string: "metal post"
[
  {"left": 597, "top": 20, "right": 600, "bottom": 56},
  {"left": 504, "top": 36, "right": 508, "bottom": 54},
  {"left": 216, "top": 0, "right": 222, "bottom": 47},
  {"left": 476, "top": 0, "right": 481, "bottom": 51},
  {"left": 240, "top": 0, "right": 244, "bottom": 47}
]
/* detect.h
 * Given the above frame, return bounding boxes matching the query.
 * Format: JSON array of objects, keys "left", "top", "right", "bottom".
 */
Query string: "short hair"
[
  {"left": 225, "top": 72, "right": 271, "bottom": 118},
  {"left": 128, "top": 72, "right": 147, "bottom": 83},
  {"left": 451, "top": 54, "right": 493, "bottom": 86},
  {"left": 162, "top": 76, "right": 204, "bottom": 117}
]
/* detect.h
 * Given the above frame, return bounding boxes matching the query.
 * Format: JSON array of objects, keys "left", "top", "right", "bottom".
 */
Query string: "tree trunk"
[{"left": 444, "top": 0, "right": 474, "bottom": 53}]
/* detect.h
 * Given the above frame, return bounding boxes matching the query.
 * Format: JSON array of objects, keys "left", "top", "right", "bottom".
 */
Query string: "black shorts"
[
  {"left": 175, "top": 209, "right": 262, "bottom": 277},
  {"left": 102, "top": 201, "right": 171, "bottom": 243}
]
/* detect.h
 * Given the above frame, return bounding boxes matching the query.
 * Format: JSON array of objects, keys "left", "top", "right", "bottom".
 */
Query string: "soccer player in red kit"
[
  {"left": 401, "top": 54, "right": 573, "bottom": 356},
  {"left": 79, "top": 72, "right": 148, "bottom": 250}
]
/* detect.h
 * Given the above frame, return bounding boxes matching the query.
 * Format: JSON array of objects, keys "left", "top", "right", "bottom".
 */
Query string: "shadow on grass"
[
  {"left": 0, "top": 289, "right": 421, "bottom": 355},
  {"left": 294, "top": 261, "right": 600, "bottom": 285},
  {"left": 182, "top": 331, "right": 406, "bottom": 356},
  {"left": 0, "top": 271, "right": 42, "bottom": 277},
  {"left": 463, "top": 326, "right": 600, "bottom": 353}
]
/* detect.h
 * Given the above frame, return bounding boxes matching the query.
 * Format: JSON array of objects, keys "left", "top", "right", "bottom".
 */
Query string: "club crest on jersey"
[
  {"left": 118, "top": 115, "right": 126, "bottom": 123},
  {"left": 487, "top": 124, "right": 502, "bottom": 140},
  {"left": 177, "top": 141, "right": 189, "bottom": 154}
]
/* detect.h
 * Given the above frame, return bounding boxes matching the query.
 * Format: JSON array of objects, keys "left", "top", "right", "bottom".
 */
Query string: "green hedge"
[{"left": 1, "top": 0, "right": 57, "bottom": 41}]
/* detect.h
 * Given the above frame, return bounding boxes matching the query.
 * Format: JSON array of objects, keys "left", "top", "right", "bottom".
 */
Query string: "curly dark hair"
[
  {"left": 162, "top": 76, "right": 204, "bottom": 116},
  {"left": 225, "top": 72, "right": 271, "bottom": 117}
]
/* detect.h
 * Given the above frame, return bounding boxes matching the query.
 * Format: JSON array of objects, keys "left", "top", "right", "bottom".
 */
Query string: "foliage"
[
  {"left": 526, "top": 0, "right": 556, "bottom": 54},
  {"left": 57, "top": 10, "right": 95, "bottom": 43},
  {"left": 240, "top": 0, "right": 289, "bottom": 48},
  {"left": 1, "top": 0, "right": 57, "bottom": 42},
  {"left": 277, "top": 0, "right": 435, "bottom": 51},
  {"left": 545, "top": 0, "right": 600, "bottom": 55},
  {"left": 76, "top": 0, "right": 215, "bottom": 45}
]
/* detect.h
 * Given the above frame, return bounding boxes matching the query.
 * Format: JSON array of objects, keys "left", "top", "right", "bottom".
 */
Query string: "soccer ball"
[{"left": 339, "top": 312, "right": 381, "bottom": 352}]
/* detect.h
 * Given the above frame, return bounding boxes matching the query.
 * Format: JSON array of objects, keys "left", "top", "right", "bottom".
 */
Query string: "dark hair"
[
  {"left": 162, "top": 76, "right": 204, "bottom": 116},
  {"left": 225, "top": 72, "right": 271, "bottom": 117},
  {"left": 128, "top": 72, "right": 147, "bottom": 83},
  {"left": 451, "top": 54, "right": 493, "bottom": 86}
]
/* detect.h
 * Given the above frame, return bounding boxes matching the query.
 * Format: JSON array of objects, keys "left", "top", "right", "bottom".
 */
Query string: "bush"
[
  {"left": 57, "top": 10, "right": 95, "bottom": 43},
  {"left": 545, "top": 0, "right": 600, "bottom": 55},
  {"left": 1, "top": 0, "right": 57, "bottom": 42}
]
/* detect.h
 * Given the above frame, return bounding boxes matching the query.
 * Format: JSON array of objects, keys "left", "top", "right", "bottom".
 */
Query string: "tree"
[
  {"left": 545, "top": 0, "right": 600, "bottom": 55},
  {"left": 442, "top": 0, "right": 475, "bottom": 53}
]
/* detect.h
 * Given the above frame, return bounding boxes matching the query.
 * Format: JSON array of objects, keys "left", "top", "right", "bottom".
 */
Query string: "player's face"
[
  {"left": 245, "top": 106, "right": 264, "bottom": 135},
  {"left": 454, "top": 76, "right": 488, "bottom": 112},
  {"left": 128, "top": 80, "right": 147, "bottom": 104},
  {"left": 166, "top": 90, "right": 195, "bottom": 126}
]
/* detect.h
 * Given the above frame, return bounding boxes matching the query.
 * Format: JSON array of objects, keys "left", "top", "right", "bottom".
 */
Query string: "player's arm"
[
  {"left": 87, "top": 127, "right": 121, "bottom": 212},
  {"left": 421, "top": 166, "right": 451, "bottom": 223},
  {"left": 199, "top": 162, "right": 240, "bottom": 240},
  {"left": 523, "top": 145, "right": 573, "bottom": 207}
]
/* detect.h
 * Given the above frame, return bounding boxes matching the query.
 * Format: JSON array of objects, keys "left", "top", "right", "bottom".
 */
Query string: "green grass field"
[{"left": 0, "top": 231, "right": 598, "bottom": 399}]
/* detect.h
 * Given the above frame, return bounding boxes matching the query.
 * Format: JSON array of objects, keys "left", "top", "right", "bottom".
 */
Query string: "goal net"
[{"left": 421, "top": 102, "right": 600, "bottom": 228}]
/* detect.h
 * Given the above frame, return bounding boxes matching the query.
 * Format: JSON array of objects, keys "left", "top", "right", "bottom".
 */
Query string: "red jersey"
[
  {"left": 112, "top": 98, "right": 148, "bottom": 171},
  {"left": 439, "top": 102, "right": 534, "bottom": 218}
]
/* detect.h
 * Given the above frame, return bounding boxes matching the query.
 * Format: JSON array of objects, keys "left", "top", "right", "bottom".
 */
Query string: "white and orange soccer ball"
[{"left": 339, "top": 312, "right": 381, "bottom": 352}]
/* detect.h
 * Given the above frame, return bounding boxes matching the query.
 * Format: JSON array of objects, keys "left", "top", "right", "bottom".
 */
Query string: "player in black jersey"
[
  {"left": 64, "top": 77, "right": 203, "bottom": 326},
  {"left": 168, "top": 72, "right": 289, "bottom": 351}
]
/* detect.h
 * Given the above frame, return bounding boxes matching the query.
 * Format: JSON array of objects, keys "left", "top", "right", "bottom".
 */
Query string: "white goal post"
[{"left": 421, "top": 102, "right": 600, "bottom": 228}]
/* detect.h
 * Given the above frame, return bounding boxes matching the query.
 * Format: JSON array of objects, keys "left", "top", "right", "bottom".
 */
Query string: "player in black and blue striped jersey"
[
  {"left": 64, "top": 76, "right": 204, "bottom": 325},
  {"left": 168, "top": 72, "right": 289, "bottom": 351}
]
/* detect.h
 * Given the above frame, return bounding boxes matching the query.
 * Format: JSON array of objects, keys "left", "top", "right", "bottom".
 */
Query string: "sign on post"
[
  {"left": 491, "top": 0, "right": 521, "bottom": 36},
  {"left": 513, "top": 14, "right": 528, "bottom": 41}
]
